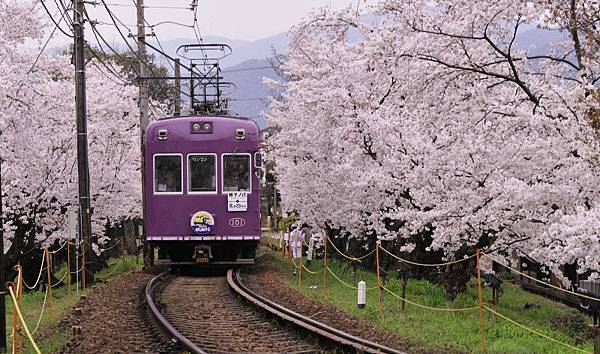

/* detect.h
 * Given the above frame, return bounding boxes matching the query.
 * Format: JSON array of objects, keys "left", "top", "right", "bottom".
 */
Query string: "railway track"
[{"left": 146, "top": 268, "right": 404, "bottom": 354}]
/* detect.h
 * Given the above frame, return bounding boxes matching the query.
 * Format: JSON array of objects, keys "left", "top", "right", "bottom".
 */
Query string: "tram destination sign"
[{"left": 227, "top": 192, "right": 248, "bottom": 212}]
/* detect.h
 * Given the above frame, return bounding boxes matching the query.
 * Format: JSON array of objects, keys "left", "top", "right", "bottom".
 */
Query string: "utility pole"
[
  {"left": 190, "top": 63, "right": 196, "bottom": 113},
  {"left": 74, "top": 0, "right": 93, "bottom": 286},
  {"left": 174, "top": 58, "right": 181, "bottom": 116},
  {"left": 0, "top": 132, "right": 6, "bottom": 351},
  {"left": 137, "top": 0, "right": 152, "bottom": 268}
]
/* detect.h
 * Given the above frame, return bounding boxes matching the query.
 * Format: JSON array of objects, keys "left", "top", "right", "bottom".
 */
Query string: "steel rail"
[
  {"left": 145, "top": 270, "right": 207, "bottom": 354},
  {"left": 227, "top": 269, "right": 405, "bottom": 354}
]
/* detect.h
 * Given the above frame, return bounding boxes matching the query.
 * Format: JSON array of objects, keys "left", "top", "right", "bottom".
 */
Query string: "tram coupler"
[{"left": 194, "top": 245, "right": 212, "bottom": 263}]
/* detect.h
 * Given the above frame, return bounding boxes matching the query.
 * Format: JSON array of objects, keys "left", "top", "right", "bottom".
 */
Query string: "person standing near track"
[
  {"left": 302, "top": 224, "right": 314, "bottom": 266},
  {"left": 290, "top": 223, "right": 303, "bottom": 259}
]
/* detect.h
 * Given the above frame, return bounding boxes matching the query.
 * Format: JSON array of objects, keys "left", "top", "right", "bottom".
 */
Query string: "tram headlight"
[
  {"left": 191, "top": 121, "right": 212, "bottom": 134},
  {"left": 235, "top": 128, "right": 246, "bottom": 140},
  {"left": 157, "top": 129, "right": 168, "bottom": 141}
]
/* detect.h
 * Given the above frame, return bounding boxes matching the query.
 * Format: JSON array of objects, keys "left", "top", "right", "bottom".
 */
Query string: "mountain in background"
[
  {"left": 116, "top": 25, "right": 573, "bottom": 129},
  {"left": 148, "top": 33, "right": 288, "bottom": 69},
  {"left": 147, "top": 33, "right": 287, "bottom": 129},
  {"left": 222, "top": 59, "right": 279, "bottom": 129}
]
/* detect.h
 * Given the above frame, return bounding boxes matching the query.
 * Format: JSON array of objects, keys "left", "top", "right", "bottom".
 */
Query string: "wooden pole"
[
  {"left": 288, "top": 233, "right": 292, "bottom": 278},
  {"left": 376, "top": 241, "right": 382, "bottom": 311},
  {"left": 45, "top": 248, "right": 53, "bottom": 309},
  {"left": 594, "top": 326, "right": 599, "bottom": 354},
  {"left": 401, "top": 271, "right": 407, "bottom": 311},
  {"left": 67, "top": 239, "right": 71, "bottom": 297},
  {"left": 323, "top": 235, "right": 327, "bottom": 297},
  {"left": 476, "top": 249, "right": 485, "bottom": 353},
  {"left": 73, "top": 0, "right": 94, "bottom": 286},
  {"left": 298, "top": 243, "right": 303, "bottom": 287},
  {"left": 82, "top": 240, "right": 86, "bottom": 289},
  {"left": 11, "top": 282, "right": 22, "bottom": 354}
]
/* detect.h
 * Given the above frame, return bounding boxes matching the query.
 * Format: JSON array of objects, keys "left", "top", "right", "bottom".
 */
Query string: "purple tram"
[{"left": 144, "top": 115, "right": 261, "bottom": 265}]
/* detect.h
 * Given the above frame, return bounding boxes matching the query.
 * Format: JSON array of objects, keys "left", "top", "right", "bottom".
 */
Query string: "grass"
[
  {"left": 268, "top": 251, "right": 595, "bottom": 353},
  {"left": 6, "top": 254, "right": 142, "bottom": 353}
]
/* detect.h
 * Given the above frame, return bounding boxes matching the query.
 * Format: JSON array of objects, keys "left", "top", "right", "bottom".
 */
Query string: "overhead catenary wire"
[{"left": 86, "top": 3, "right": 184, "bottom": 102}]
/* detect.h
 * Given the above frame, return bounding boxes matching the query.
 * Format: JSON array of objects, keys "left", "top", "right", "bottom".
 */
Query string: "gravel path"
[
  {"left": 58, "top": 270, "right": 176, "bottom": 354},
  {"left": 243, "top": 252, "right": 456, "bottom": 354}
]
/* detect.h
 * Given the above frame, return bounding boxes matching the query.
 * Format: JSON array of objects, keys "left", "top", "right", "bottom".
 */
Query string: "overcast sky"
[{"left": 35, "top": 0, "right": 378, "bottom": 49}]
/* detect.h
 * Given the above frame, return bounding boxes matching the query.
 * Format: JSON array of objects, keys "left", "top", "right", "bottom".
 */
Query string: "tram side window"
[
  {"left": 189, "top": 154, "right": 216, "bottom": 192},
  {"left": 154, "top": 155, "right": 182, "bottom": 193},
  {"left": 223, "top": 155, "right": 250, "bottom": 192}
]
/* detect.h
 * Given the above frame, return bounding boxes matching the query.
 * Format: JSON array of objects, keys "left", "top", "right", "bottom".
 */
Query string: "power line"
[
  {"left": 91, "top": 1, "right": 191, "bottom": 10},
  {"left": 127, "top": 0, "right": 176, "bottom": 74},
  {"left": 8, "top": 1, "right": 74, "bottom": 109},
  {"left": 83, "top": 8, "right": 132, "bottom": 63},
  {"left": 85, "top": 25, "right": 131, "bottom": 84},
  {"left": 40, "top": 0, "right": 73, "bottom": 38},
  {"left": 29, "top": 3, "right": 74, "bottom": 73},
  {"left": 190, "top": 0, "right": 208, "bottom": 60},
  {"left": 222, "top": 66, "right": 274, "bottom": 73},
  {"left": 229, "top": 98, "right": 264, "bottom": 102}
]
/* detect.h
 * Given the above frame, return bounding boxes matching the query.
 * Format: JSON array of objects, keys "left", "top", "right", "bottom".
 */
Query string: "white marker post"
[{"left": 358, "top": 281, "right": 366, "bottom": 309}]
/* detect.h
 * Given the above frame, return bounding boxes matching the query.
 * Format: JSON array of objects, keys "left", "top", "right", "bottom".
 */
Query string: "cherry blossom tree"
[
  {"left": 267, "top": 1, "right": 599, "bottom": 296},
  {"left": 1, "top": 0, "right": 142, "bottom": 263}
]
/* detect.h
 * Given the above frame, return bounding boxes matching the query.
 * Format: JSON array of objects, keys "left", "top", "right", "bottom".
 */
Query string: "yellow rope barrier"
[
  {"left": 291, "top": 257, "right": 301, "bottom": 270},
  {"left": 325, "top": 267, "right": 377, "bottom": 290},
  {"left": 483, "top": 305, "right": 592, "bottom": 353},
  {"left": 47, "top": 241, "right": 69, "bottom": 254},
  {"left": 355, "top": 248, "right": 376, "bottom": 260},
  {"left": 22, "top": 252, "right": 45, "bottom": 290},
  {"left": 30, "top": 286, "right": 49, "bottom": 336},
  {"left": 51, "top": 271, "right": 69, "bottom": 288},
  {"left": 8, "top": 286, "right": 42, "bottom": 354},
  {"left": 326, "top": 266, "right": 358, "bottom": 289},
  {"left": 382, "top": 285, "right": 480, "bottom": 312},
  {"left": 99, "top": 238, "right": 123, "bottom": 253},
  {"left": 483, "top": 253, "right": 600, "bottom": 303},
  {"left": 326, "top": 236, "right": 363, "bottom": 262},
  {"left": 379, "top": 245, "right": 477, "bottom": 267},
  {"left": 301, "top": 263, "right": 322, "bottom": 275}
]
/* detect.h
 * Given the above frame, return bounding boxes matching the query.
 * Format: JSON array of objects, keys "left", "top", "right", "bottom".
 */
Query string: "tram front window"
[
  {"left": 223, "top": 155, "right": 250, "bottom": 192},
  {"left": 189, "top": 154, "right": 216, "bottom": 193},
  {"left": 154, "top": 155, "right": 182, "bottom": 193}
]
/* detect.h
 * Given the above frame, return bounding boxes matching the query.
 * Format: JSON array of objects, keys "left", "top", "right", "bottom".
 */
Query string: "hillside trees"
[
  {"left": 267, "top": 1, "right": 599, "bottom": 297},
  {"left": 1, "top": 0, "right": 143, "bottom": 274}
]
